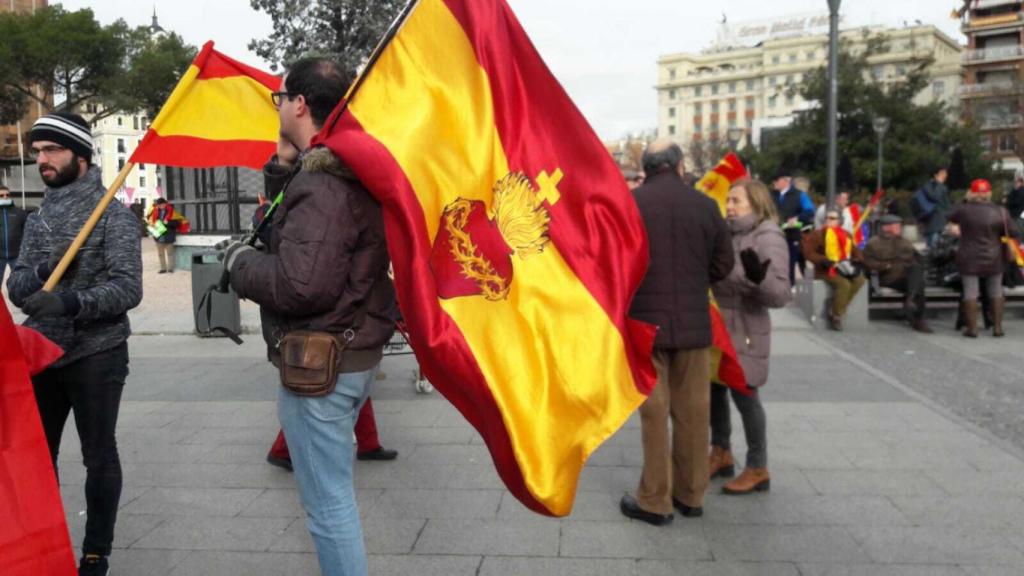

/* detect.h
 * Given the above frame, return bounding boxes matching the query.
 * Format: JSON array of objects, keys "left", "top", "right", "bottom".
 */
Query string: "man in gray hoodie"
[{"left": 7, "top": 112, "right": 142, "bottom": 576}]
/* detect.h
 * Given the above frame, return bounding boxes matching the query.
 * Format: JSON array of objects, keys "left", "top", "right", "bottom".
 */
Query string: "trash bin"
[{"left": 191, "top": 251, "right": 241, "bottom": 337}]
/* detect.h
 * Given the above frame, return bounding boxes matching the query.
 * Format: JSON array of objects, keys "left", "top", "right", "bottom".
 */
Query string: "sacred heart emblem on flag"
[{"left": 430, "top": 172, "right": 552, "bottom": 301}]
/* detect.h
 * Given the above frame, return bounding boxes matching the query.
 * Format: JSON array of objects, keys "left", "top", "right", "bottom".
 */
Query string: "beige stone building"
[
  {"left": 86, "top": 107, "right": 163, "bottom": 205},
  {"left": 656, "top": 18, "right": 963, "bottom": 149}
]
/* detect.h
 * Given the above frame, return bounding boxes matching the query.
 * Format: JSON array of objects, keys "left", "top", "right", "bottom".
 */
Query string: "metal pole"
[
  {"left": 16, "top": 121, "right": 25, "bottom": 209},
  {"left": 826, "top": 0, "right": 841, "bottom": 210},
  {"left": 876, "top": 134, "right": 883, "bottom": 193}
]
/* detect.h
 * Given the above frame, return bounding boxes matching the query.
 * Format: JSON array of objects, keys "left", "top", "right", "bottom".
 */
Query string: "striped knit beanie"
[{"left": 30, "top": 113, "right": 93, "bottom": 162}]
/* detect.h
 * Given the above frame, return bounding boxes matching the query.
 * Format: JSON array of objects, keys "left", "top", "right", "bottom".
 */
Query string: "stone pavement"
[{"left": 7, "top": 243, "right": 1024, "bottom": 575}]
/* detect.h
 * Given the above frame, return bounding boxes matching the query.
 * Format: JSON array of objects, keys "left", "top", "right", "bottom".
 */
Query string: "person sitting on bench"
[
  {"left": 862, "top": 214, "right": 932, "bottom": 333},
  {"left": 801, "top": 210, "right": 865, "bottom": 331}
]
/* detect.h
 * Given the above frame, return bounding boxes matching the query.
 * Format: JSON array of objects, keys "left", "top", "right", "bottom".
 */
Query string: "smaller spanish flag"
[
  {"left": 695, "top": 152, "right": 748, "bottom": 215},
  {"left": 130, "top": 41, "right": 281, "bottom": 170}
]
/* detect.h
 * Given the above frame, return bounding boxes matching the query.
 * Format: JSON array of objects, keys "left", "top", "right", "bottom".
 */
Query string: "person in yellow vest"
[{"left": 801, "top": 210, "right": 866, "bottom": 331}]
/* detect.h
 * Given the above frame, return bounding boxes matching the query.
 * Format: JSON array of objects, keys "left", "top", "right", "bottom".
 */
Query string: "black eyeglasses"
[
  {"left": 271, "top": 91, "right": 297, "bottom": 108},
  {"left": 29, "top": 144, "right": 68, "bottom": 159}
]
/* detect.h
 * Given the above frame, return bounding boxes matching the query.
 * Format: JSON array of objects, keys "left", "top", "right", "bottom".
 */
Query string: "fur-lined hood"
[{"left": 302, "top": 146, "right": 356, "bottom": 180}]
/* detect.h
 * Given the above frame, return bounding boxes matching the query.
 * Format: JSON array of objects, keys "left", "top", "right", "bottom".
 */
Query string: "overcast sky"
[{"left": 59, "top": 1, "right": 964, "bottom": 139}]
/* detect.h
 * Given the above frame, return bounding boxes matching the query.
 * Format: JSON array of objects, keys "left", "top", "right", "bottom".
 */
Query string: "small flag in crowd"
[
  {"left": 130, "top": 41, "right": 282, "bottom": 169},
  {"left": 695, "top": 152, "right": 748, "bottom": 215},
  {"left": 315, "top": 0, "right": 657, "bottom": 516},
  {"left": 0, "top": 300, "right": 74, "bottom": 576}
]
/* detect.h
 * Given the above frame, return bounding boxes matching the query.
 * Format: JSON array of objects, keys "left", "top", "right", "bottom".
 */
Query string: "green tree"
[
  {"left": 750, "top": 32, "right": 990, "bottom": 200},
  {"left": 0, "top": 6, "right": 196, "bottom": 124},
  {"left": 249, "top": 0, "right": 405, "bottom": 71}
]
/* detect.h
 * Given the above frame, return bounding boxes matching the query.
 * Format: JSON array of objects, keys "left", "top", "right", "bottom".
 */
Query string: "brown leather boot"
[
  {"left": 992, "top": 297, "right": 1005, "bottom": 337},
  {"left": 708, "top": 446, "right": 735, "bottom": 479},
  {"left": 963, "top": 300, "right": 979, "bottom": 338},
  {"left": 722, "top": 467, "right": 770, "bottom": 495}
]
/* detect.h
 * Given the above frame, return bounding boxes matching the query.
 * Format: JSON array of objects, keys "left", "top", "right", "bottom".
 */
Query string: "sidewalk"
[{"left": 8, "top": 243, "right": 1024, "bottom": 574}]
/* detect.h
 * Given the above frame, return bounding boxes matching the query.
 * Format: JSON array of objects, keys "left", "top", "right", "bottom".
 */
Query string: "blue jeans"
[{"left": 278, "top": 366, "right": 378, "bottom": 576}]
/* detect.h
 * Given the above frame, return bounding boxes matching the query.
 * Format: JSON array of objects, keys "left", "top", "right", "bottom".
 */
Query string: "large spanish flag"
[
  {"left": 695, "top": 153, "right": 752, "bottom": 395},
  {"left": 315, "top": 0, "right": 656, "bottom": 516},
  {"left": 0, "top": 300, "right": 74, "bottom": 576},
  {"left": 130, "top": 41, "right": 281, "bottom": 169}
]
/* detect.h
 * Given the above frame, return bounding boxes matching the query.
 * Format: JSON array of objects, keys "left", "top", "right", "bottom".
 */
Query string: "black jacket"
[
  {"left": 1008, "top": 186, "right": 1024, "bottom": 223},
  {"left": 629, "top": 171, "right": 734, "bottom": 351},
  {"left": 0, "top": 202, "right": 27, "bottom": 260}
]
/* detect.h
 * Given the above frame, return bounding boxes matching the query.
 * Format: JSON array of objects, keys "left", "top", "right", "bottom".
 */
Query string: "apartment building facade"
[{"left": 0, "top": 0, "right": 49, "bottom": 163}]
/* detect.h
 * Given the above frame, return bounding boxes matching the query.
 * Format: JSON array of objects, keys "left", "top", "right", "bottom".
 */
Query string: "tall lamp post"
[
  {"left": 826, "top": 0, "right": 841, "bottom": 210},
  {"left": 726, "top": 126, "right": 744, "bottom": 151},
  {"left": 872, "top": 117, "right": 890, "bottom": 193}
]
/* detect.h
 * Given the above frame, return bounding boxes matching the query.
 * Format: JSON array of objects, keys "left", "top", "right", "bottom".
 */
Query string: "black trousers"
[
  {"left": 785, "top": 230, "right": 803, "bottom": 286},
  {"left": 33, "top": 342, "right": 128, "bottom": 557},
  {"left": 882, "top": 262, "right": 927, "bottom": 320}
]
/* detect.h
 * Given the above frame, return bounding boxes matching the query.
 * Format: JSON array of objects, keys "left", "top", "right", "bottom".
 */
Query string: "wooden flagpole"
[{"left": 43, "top": 162, "right": 136, "bottom": 292}]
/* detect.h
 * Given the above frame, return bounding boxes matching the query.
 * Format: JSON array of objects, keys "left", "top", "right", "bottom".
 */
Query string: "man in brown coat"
[
  {"left": 802, "top": 210, "right": 865, "bottom": 331},
  {"left": 862, "top": 214, "right": 932, "bottom": 333},
  {"left": 621, "top": 139, "right": 734, "bottom": 525}
]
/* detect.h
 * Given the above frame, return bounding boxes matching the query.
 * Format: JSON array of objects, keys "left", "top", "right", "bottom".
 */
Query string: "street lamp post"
[
  {"left": 872, "top": 117, "right": 890, "bottom": 193},
  {"left": 826, "top": 0, "right": 841, "bottom": 210},
  {"left": 726, "top": 126, "right": 744, "bottom": 151}
]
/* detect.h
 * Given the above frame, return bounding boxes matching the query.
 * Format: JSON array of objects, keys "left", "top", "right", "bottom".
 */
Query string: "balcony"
[
  {"left": 958, "top": 81, "right": 1024, "bottom": 97},
  {"left": 964, "top": 45, "right": 1024, "bottom": 64},
  {"left": 965, "top": 11, "right": 1024, "bottom": 32},
  {"left": 980, "top": 113, "right": 1024, "bottom": 129}
]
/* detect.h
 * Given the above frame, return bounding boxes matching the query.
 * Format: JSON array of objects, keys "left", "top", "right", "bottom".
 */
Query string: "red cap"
[{"left": 970, "top": 179, "right": 992, "bottom": 194}]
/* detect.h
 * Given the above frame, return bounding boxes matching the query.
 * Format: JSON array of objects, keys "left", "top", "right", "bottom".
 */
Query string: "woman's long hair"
[{"left": 732, "top": 178, "right": 779, "bottom": 225}]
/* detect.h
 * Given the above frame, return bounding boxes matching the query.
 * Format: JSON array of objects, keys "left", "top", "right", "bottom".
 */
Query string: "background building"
[
  {"left": 656, "top": 15, "right": 962, "bottom": 149},
  {"left": 959, "top": 0, "right": 1024, "bottom": 173},
  {"left": 86, "top": 107, "right": 163, "bottom": 206},
  {"left": 0, "top": 0, "right": 49, "bottom": 164}
]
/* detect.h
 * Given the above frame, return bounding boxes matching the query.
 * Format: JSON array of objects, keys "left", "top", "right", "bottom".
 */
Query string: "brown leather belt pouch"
[{"left": 279, "top": 331, "right": 347, "bottom": 397}]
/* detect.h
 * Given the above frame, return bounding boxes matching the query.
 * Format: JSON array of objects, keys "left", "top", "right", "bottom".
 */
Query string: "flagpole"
[{"left": 43, "top": 162, "right": 136, "bottom": 292}]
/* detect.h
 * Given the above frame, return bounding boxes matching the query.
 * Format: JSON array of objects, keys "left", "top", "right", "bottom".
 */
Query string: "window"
[
  {"left": 711, "top": 101, "right": 720, "bottom": 113},
  {"left": 117, "top": 158, "right": 125, "bottom": 170},
  {"left": 668, "top": 125, "right": 676, "bottom": 136},
  {"left": 807, "top": 50, "right": 816, "bottom": 60},
  {"left": 694, "top": 121, "right": 702, "bottom": 133},
  {"left": 771, "top": 55, "right": 780, "bottom": 65},
  {"left": 896, "top": 65, "right": 907, "bottom": 76},
  {"left": 746, "top": 79, "right": 755, "bottom": 91},
  {"left": 788, "top": 53, "right": 797, "bottom": 63},
  {"left": 745, "top": 96, "right": 755, "bottom": 108},
  {"left": 769, "top": 76, "right": 778, "bottom": 87},
  {"left": 728, "top": 118, "right": 737, "bottom": 128},
  {"left": 669, "top": 89, "right": 677, "bottom": 100},
  {"left": 140, "top": 176, "right": 147, "bottom": 188},
  {"left": 694, "top": 102, "right": 702, "bottom": 114},
  {"left": 669, "top": 68, "right": 677, "bottom": 80},
  {"left": 139, "top": 163, "right": 146, "bottom": 171},
  {"left": 933, "top": 81, "right": 945, "bottom": 96},
  {"left": 117, "top": 138, "right": 126, "bottom": 154},
  {"left": 999, "top": 133, "right": 1017, "bottom": 152},
  {"left": 728, "top": 99, "right": 737, "bottom": 112},
  {"left": 785, "top": 75, "right": 794, "bottom": 85},
  {"left": 729, "top": 82, "right": 736, "bottom": 94},
  {"left": 786, "top": 94, "right": 795, "bottom": 106},
  {"left": 694, "top": 86, "right": 703, "bottom": 97},
  {"left": 669, "top": 107, "right": 676, "bottom": 118},
  {"left": 133, "top": 116, "right": 139, "bottom": 130},
  {"left": 768, "top": 95, "right": 777, "bottom": 109},
  {"left": 872, "top": 65, "right": 884, "bottom": 80},
  {"left": 710, "top": 122, "right": 719, "bottom": 132},
  {"left": 117, "top": 117, "right": 123, "bottom": 127},
  {"left": 712, "top": 84, "right": 720, "bottom": 95}
]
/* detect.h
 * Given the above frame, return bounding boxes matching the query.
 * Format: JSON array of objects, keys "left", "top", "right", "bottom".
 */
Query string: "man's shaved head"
[{"left": 642, "top": 138, "right": 684, "bottom": 176}]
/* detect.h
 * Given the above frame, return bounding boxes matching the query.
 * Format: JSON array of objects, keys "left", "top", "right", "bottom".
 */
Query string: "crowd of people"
[{"left": 4, "top": 60, "right": 1023, "bottom": 576}]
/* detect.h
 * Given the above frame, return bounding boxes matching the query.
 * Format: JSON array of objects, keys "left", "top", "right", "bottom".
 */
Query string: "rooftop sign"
[{"left": 714, "top": 13, "right": 842, "bottom": 49}]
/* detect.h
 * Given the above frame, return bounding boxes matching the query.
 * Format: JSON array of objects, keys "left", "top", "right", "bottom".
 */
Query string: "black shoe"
[
  {"left": 158, "top": 269, "right": 167, "bottom": 274},
  {"left": 79, "top": 555, "right": 109, "bottom": 576},
  {"left": 672, "top": 498, "right": 704, "bottom": 518},
  {"left": 266, "top": 454, "right": 293, "bottom": 471},
  {"left": 357, "top": 447, "right": 398, "bottom": 461},
  {"left": 619, "top": 494, "right": 673, "bottom": 526}
]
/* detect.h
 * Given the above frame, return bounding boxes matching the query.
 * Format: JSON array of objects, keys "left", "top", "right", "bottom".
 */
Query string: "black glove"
[
  {"left": 215, "top": 239, "right": 255, "bottom": 274},
  {"left": 22, "top": 290, "right": 81, "bottom": 318},
  {"left": 740, "top": 248, "right": 772, "bottom": 285}
]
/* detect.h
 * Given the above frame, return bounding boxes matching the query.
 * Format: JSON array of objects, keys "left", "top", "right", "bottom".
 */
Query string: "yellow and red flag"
[
  {"left": 0, "top": 300, "right": 74, "bottom": 576},
  {"left": 695, "top": 152, "right": 748, "bottom": 215},
  {"left": 130, "top": 41, "right": 281, "bottom": 169},
  {"left": 695, "top": 153, "right": 752, "bottom": 395},
  {"left": 1005, "top": 237, "right": 1024, "bottom": 268},
  {"left": 314, "top": 0, "right": 656, "bottom": 516}
]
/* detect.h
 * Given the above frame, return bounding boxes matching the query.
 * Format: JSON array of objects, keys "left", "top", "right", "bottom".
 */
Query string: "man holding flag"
[
  {"left": 220, "top": 57, "right": 395, "bottom": 576},
  {"left": 621, "top": 139, "right": 734, "bottom": 525},
  {"left": 7, "top": 113, "right": 143, "bottom": 576}
]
